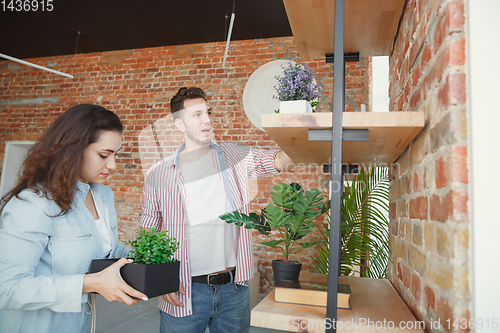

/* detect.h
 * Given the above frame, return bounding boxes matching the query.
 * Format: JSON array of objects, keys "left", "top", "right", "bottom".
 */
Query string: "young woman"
[{"left": 0, "top": 104, "right": 147, "bottom": 333}]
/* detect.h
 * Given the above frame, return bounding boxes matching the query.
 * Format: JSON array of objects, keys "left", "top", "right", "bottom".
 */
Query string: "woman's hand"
[
  {"left": 161, "top": 282, "right": 185, "bottom": 307},
  {"left": 83, "top": 257, "right": 148, "bottom": 305}
]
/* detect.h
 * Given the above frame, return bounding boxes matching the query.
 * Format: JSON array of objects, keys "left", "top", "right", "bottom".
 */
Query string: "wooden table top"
[{"left": 251, "top": 272, "right": 424, "bottom": 332}]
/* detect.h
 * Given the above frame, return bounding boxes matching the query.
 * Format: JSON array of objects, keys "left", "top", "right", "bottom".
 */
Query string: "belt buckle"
[{"left": 207, "top": 273, "right": 215, "bottom": 286}]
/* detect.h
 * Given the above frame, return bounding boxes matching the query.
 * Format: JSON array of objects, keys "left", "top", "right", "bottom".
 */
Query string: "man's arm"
[
  {"left": 240, "top": 145, "right": 296, "bottom": 177},
  {"left": 139, "top": 171, "right": 163, "bottom": 231},
  {"left": 274, "top": 150, "right": 296, "bottom": 172}
]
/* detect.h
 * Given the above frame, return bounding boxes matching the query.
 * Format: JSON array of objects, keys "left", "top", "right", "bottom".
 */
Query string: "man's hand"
[
  {"left": 161, "top": 282, "right": 186, "bottom": 307},
  {"left": 275, "top": 151, "right": 296, "bottom": 172}
]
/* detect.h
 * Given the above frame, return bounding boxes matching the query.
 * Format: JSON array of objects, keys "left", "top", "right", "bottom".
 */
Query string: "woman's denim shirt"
[{"left": 0, "top": 181, "right": 129, "bottom": 333}]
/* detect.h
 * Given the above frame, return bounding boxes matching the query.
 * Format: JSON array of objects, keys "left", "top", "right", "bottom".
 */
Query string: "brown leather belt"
[{"left": 192, "top": 268, "right": 236, "bottom": 286}]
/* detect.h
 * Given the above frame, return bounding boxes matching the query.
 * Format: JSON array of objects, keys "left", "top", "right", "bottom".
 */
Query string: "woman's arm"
[
  {"left": 0, "top": 193, "right": 84, "bottom": 312},
  {"left": 83, "top": 258, "right": 147, "bottom": 304},
  {"left": 0, "top": 192, "right": 147, "bottom": 312},
  {"left": 89, "top": 186, "right": 147, "bottom": 304}
]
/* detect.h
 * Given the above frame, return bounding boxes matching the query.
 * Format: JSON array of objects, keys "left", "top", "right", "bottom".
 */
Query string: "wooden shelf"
[
  {"left": 251, "top": 272, "right": 424, "bottom": 332},
  {"left": 262, "top": 112, "right": 425, "bottom": 166},
  {"left": 282, "top": 0, "right": 406, "bottom": 59}
]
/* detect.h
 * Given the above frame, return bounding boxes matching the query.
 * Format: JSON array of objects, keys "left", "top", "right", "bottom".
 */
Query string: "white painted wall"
[
  {"left": 371, "top": 56, "right": 389, "bottom": 112},
  {"left": 0, "top": 142, "right": 33, "bottom": 198},
  {"left": 467, "top": 0, "right": 500, "bottom": 331},
  {"left": 0, "top": 142, "right": 34, "bottom": 226}
]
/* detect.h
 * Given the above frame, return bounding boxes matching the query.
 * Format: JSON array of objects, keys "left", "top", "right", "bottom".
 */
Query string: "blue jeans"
[{"left": 160, "top": 282, "right": 250, "bottom": 333}]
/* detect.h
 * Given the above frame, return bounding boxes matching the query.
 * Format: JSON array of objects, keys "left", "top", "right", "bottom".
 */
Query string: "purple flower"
[{"left": 274, "top": 61, "right": 322, "bottom": 102}]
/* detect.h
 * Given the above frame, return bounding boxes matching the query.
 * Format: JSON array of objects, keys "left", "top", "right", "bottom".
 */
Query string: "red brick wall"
[
  {"left": 0, "top": 37, "right": 369, "bottom": 297},
  {"left": 388, "top": 1, "right": 469, "bottom": 331}
]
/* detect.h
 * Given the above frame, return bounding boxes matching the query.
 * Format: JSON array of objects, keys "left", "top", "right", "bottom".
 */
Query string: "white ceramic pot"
[{"left": 279, "top": 100, "right": 312, "bottom": 114}]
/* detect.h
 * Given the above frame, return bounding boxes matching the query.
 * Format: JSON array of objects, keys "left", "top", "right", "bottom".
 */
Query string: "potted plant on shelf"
[
  {"left": 309, "top": 167, "right": 390, "bottom": 278},
  {"left": 273, "top": 60, "right": 322, "bottom": 114},
  {"left": 219, "top": 182, "right": 329, "bottom": 285},
  {"left": 90, "top": 227, "right": 180, "bottom": 298}
]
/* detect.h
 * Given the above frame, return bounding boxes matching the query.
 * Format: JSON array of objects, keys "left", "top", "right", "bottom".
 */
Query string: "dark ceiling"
[{"left": 0, "top": 0, "right": 292, "bottom": 60}]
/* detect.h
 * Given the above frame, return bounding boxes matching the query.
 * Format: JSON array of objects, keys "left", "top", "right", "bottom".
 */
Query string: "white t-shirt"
[
  {"left": 180, "top": 150, "right": 238, "bottom": 276},
  {"left": 90, "top": 189, "right": 112, "bottom": 258}
]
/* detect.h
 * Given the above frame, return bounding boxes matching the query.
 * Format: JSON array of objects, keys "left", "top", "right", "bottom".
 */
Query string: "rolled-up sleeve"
[
  {"left": 247, "top": 148, "right": 280, "bottom": 177},
  {"left": 140, "top": 168, "right": 163, "bottom": 232},
  {"left": 0, "top": 194, "right": 84, "bottom": 313}
]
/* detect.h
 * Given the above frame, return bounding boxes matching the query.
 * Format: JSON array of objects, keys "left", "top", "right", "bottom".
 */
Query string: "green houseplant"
[
  {"left": 309, "top": 167, "right": 390, "bottom": 278},
  {"left": 127, "top": 228, "right": 179, "bottom": 264},
  {"left": 90, "top": 228, "right": 180, "bottom": 298},
  {"left": 219, "top": 182, "right": 329, "bottom": 284},
  {"left": 273, "top": 60, "right": 321, "bottom": 113}
]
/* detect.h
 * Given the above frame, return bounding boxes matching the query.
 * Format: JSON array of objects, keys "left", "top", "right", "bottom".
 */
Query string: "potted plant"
[
  {"left": 90, "top": 227, "right": 180, "bottom": 298},
  {"left": 309, "top": 167, "right": 390, "bottom": 278},
  {"left": 219, "top": 182, "right": 329, "bottom": 285},
  {"left": 273, "top": 60, "right": 321, "bottom": 114}
]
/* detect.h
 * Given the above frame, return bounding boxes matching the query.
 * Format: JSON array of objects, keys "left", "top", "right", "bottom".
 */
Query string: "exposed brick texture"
[
  {"left": 388, "top": 1, "right": 470, "bottom": 332},
  {"left": 2, "top": 2, "right": 472, "bottom": 326},
  {"left": 0, "top": 37, "right": 369, "bottom": 299}
]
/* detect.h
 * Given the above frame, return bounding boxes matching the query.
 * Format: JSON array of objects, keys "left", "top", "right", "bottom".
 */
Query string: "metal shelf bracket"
[{"left": 309, "top": 128, "right": 368, "bottom": 142}]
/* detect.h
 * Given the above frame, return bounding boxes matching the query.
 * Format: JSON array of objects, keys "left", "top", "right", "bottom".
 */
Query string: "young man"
[{"left": 140, "top": 87, "right": 294, "bottom": 333}]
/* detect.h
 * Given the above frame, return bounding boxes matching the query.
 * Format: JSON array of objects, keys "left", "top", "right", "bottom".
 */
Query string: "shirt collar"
[
  {"left": 74, "top": 180, "right": 94, "bottom": 202},
  {"left": 76, "top": 179, "right": 90, "bottom": 192},
  {"left": 172, "top": 141, "right": 220, "bottom": 168},
  {"left": 75, "top": 179, "right": 99, "bottom": 192}
]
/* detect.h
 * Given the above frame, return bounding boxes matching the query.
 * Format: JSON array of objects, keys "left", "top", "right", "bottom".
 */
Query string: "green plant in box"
[
  {"left": 127, "top": 228, "right": 179, "bottom": 265},
  {"left": 91, "top": 227, "right": 180, "bottom": 298}
]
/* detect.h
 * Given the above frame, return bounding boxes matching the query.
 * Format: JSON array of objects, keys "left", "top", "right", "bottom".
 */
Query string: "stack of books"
[{"left": 275, "top": 280, "right": 352, "bottom": 309}]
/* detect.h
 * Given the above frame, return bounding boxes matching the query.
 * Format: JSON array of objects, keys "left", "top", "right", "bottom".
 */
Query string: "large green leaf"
[
  {"left": 264, "top": 204, "right": 289, "bottom": 229},
  {"left": 309, "top": 167, "right": 390, "bottom": 278},
  {"left": 260, "top": 239, "right": 283, "bottom": 248},
  {"left": 219, "top": 211, "right": 272, "bottom": 235},
  {"left": 250, "top": 211, "right": 271, "bottom": 235},
  {"left": 294, "top": 188, "right": 326, "bottom": 218},
  {"left": 288, "top": 214, "right": 305, "bottom": 234},
  {"left": 219, "top": 211, "right": 253, "bottom": 227},
  {"left": 270, "top": 183, "right": 299, "bottom": 209},
  {"left": 220, "top": 181, "right": 329, "bottom": 262}
]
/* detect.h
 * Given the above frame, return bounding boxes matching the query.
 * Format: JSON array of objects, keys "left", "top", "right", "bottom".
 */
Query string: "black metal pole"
[{"left": 326, "top": 0, "right": 345, "bottom": 332}]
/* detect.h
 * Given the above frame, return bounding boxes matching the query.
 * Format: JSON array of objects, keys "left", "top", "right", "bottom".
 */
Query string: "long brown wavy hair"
[{"left": 0, "top": 104, "right": 123, "bottom": 216}]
